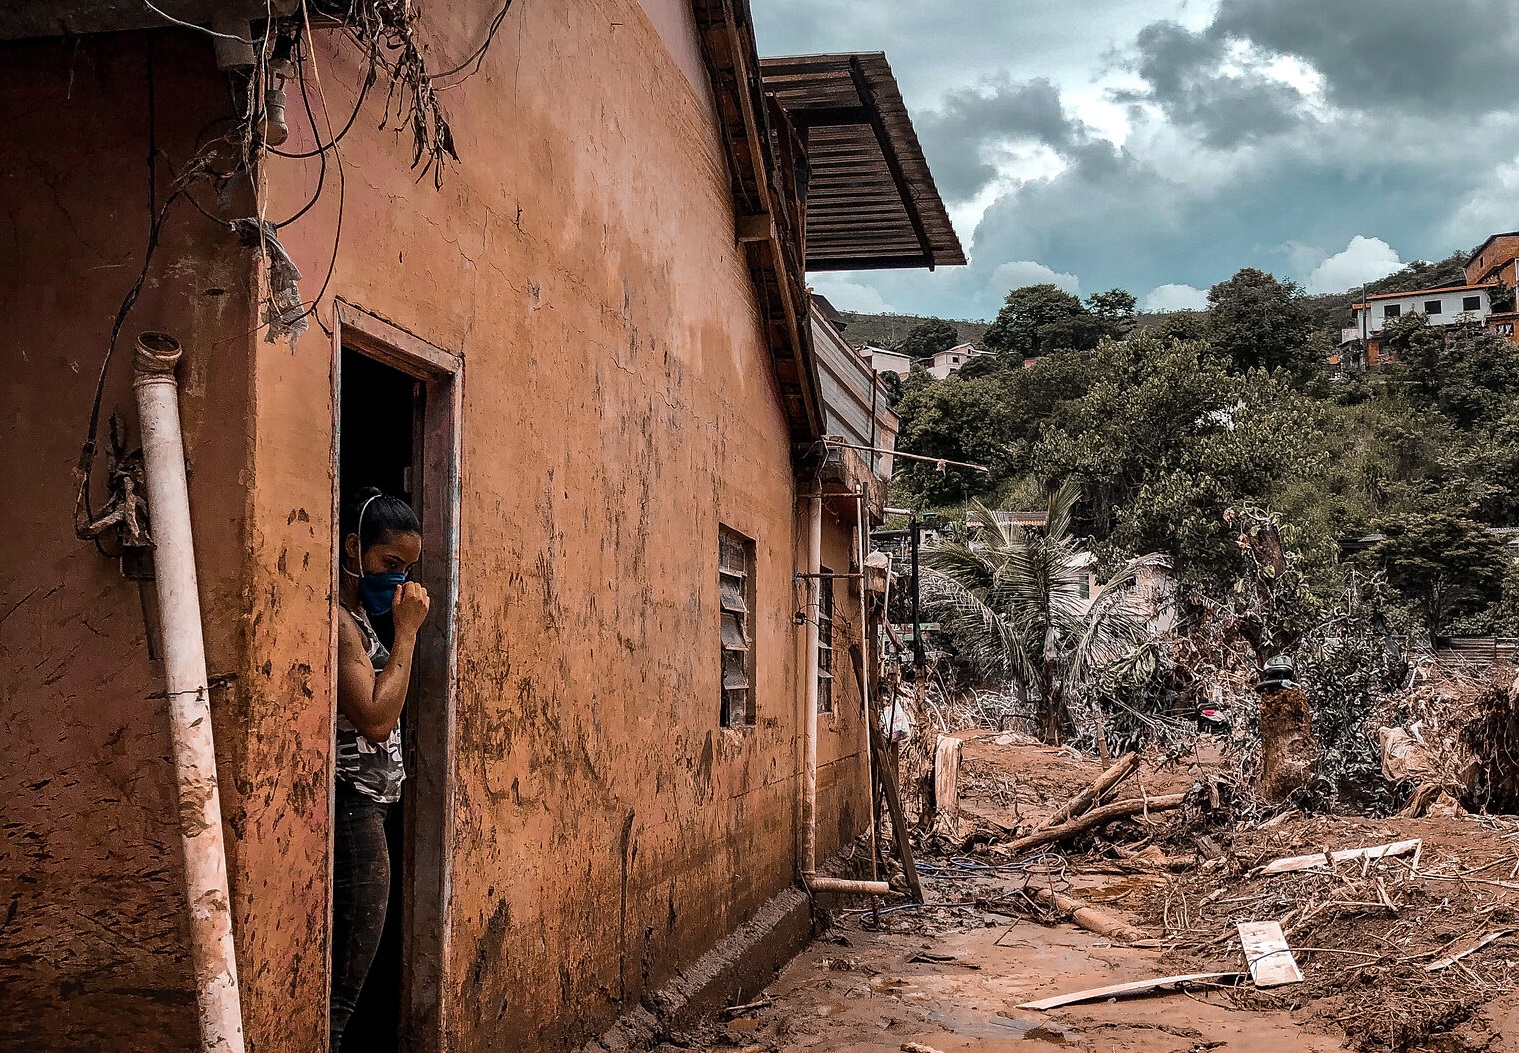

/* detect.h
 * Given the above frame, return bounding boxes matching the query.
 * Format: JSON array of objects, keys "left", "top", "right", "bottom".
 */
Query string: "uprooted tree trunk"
[{"left": 1257, "top": 686, "right": 1319, "bottom": 802}]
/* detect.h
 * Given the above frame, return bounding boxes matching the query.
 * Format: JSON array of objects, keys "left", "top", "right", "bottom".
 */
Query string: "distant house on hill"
[
  {"left": 1466, "top": 232, "right": 1519, "bottom": 341},
  {"left": 1338, "top": 232, "right": 1519, "bottom": 368},
  {"left": 1467, "top": 232, "right": 1519, "bottom": 288},
  {"left": 924, "top": 342, "right": 993, "bottom": 380},
  {"left": 862, "top": 344, "right": 914, "bottom": 378},
  {"left": 1341, "top": 284, "right": 1499, "bottom": 366}
]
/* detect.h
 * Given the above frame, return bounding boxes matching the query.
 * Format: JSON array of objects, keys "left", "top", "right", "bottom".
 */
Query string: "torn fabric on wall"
[{"left": 232, "top": 218, "right": 308, "bottom": 347}]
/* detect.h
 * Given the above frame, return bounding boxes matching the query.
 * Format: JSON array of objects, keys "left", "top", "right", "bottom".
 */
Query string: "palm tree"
[{"left": 921, "top": 481, "right": 1167, "bottom": 746}]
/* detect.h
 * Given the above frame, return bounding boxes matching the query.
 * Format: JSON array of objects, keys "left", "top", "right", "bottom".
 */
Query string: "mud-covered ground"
[{"left": 680, "top": 732, "right": 1519, "bottom": 1053}]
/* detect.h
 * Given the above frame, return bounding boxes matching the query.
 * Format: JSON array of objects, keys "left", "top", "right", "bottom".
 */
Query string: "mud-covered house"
[{"left": 0, "top": 2, "right": 962, "bottom": 1051}]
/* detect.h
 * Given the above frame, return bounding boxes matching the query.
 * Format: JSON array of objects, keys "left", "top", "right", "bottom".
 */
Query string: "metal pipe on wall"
[
  {"left": 133, "top": 333, "right": 246, "bottom": 1053},
  {"left": 853, "top": 488, "right": 879, "bottom": 880}
]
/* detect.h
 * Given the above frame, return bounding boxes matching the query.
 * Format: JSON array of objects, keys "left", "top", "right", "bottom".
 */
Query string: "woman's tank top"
[{"left": 336, "top": 605, "right": 406, "bottom": 803}]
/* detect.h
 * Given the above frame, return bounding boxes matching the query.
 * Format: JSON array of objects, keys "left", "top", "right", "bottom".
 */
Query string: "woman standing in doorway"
[{"left": 330, "top": 488, "right": 429, "bottom": 1051}]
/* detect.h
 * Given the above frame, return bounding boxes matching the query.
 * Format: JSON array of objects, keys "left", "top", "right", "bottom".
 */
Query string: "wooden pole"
[{"left": 852, "top": 644, "right": 923, "bottom": 903}]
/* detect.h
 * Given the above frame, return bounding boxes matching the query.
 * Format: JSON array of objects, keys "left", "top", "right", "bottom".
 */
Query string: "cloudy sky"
[{"left": 752, "top": 0, "right": 1519, "bottom": 320}]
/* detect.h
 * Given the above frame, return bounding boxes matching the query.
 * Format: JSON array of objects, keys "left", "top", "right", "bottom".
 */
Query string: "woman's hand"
[{"left": 392, "top": 581, "right": 431, "bottom": 637}]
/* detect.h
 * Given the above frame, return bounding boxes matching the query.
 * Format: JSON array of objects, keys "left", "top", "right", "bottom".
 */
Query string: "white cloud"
[
  {"left": 1142, "top": 283, "right": 1209, "bottom": 311},
  {"left": 808, "top": 276, "right": 894, "bottom": 314},
  {"left": 1441, "top": 154, "right": 1519, "bottom": 247},
  {"left": 1305, "top": 235, "right": 1403, "bottom": 293},
  {"left": 986, "top": 260, "right": 1081, "bottom": 297}
]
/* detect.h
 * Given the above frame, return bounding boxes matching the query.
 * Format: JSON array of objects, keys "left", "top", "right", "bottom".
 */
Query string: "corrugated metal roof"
[{"left": 760, "top": 53, "right": 965, "bottom": 273}]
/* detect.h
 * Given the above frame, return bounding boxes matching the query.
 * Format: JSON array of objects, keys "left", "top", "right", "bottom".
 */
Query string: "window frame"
[
  {"left": 816, "top": 567, "right": 834, "bottom": 714},
  {"left": 1464, "top": 295, "right": 1483, "bottom": 312},
  {"left": 718, "top": 525, "right": 757, "bottom": 728},
  {"left": 1424, "top": 300, "right": 1443, "bottom": 315},
  {"left": 1383, "top": 304, "right": 1402, "bottom": 319}
]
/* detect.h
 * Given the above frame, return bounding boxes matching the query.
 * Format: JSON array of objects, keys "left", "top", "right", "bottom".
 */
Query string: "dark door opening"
[{"left": 336, "top": 347, "right": 422, "bottom": 1053}]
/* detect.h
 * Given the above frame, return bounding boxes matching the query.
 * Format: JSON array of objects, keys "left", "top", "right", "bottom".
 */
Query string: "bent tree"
[{"left": 922, "top": 482, "right": 1166, "bottom": 745}]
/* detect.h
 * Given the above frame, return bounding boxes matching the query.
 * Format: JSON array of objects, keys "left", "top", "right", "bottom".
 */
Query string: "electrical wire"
[
  {"left": 272, "top": 37, "right": 328, "bottom": 229},
  {"left": 283, "top": 0, "right": 346, "bottom": 335},
  {"left": 429, "top": 0, "right": 515, "bottom": 84},
  {"left": 143, "top": 0, "right": 254, "bottom": 42},
  {"left": 266, "top": 56, "right": 375, "bottom": 160}
]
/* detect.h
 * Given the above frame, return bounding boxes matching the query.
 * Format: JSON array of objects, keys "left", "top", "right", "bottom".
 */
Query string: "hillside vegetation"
[{"left": 874, "top": 257, "right": 1519, "bottom": 642}]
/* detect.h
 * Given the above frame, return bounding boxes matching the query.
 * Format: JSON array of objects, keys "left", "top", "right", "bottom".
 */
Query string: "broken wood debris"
[
  {"left": 1032, "top": 751, "right": 1140, "bottom": 834},
  {"left": 932, "top": 734, "right": 962, "bottom": 839},
  {"left": 993, "top": 788, "right": 1193, "bottom": 859},
  {"left": 1237, "top": 921, "right": 1303, "bottom": 987},
  {"left": 1017, "top": 972, "right": 1245, "bottom": 1011},
  {"left": 907, "top": 950, "right": 980, "bottom": 969},
  {"left": 1253, "top": 838, "right": 1422, "bottom": 876},
  {"left": 1031, "top": 888, "right": 1149, "bottom": 944}
]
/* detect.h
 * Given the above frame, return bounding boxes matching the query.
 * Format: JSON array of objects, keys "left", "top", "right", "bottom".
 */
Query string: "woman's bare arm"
[{"left": 336, "top": 609, "right": 418, "bottom": 742}]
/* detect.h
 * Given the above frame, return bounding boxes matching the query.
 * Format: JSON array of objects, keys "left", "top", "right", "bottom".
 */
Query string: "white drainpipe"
[
  {"left": 800, "top": 485, "right": 891, "bottom": 898},
  {"left": 134, "top": 333, "right": 247, "bottom": 1053}
]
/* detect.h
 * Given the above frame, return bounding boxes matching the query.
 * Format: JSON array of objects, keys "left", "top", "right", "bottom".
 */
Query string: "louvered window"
[
  {"left": 816, "top": 568, "right": 834, "bottom": 713},
  {"left": 719, "top": 527, "right": 756, "bottom": 727}
]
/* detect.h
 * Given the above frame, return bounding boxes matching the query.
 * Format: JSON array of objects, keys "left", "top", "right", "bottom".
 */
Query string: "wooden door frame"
[{"left": 331, "top": 299, "right": 463, "bottom": 1052}]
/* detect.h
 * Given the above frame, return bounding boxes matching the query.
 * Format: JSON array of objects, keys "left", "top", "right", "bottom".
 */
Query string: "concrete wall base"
[{"left": 578, "top": 884, "right": 815, "bottom": 1052}]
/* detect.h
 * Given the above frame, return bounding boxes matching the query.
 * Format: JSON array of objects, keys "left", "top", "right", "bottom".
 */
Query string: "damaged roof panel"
[{"left": 761, "top": 52, "right": 965, "bottom": 273}]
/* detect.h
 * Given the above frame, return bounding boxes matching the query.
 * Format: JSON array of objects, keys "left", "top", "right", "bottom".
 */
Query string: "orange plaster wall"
[
  {"left": 814, "top": 505, "right": 873, "bottom": 862},
  {"left": 0, "top": 31, "right": 263, "bottom": 1050},
  {"left": 1, "top": 3, "right": 871, "bottom": 1050},
  {"left": 251, "top": 0, "right": 860, "bottom": 1048}
]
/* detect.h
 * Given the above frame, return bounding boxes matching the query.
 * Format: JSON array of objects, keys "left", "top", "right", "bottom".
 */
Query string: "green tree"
[
  {"left": 893, "top": 350, "right": 1094, "bottom": 506},
  {"left": 1365, "top": 512, "right": 1509, "bottom": 635},
  {"left": 982, "top": 284, "right": 1099, "bottom": 358},
  {"left": 1145, "top": 311, "right": 1208, "bottom": 344},
  {"left": 1086, "top": 288, "right": 1138, "bottom": 337},
  {"left": 1392, "top": 320, "right": 1519, "bottom": 430},
  {"left": 922, "top": 483, "right": 1167, "bottom": 744},
  {"left": 893, "top": 375, "right": 1015, "bottom": 505},
  {"left": 1031, "top": 333, "right": 1328, "bottom": 583},
  {"left": 896, "top": 318, "right": 961, "bottom": 359},
  {"left": 1207, "top": 268, "right": 1313, "bottom": 375}
]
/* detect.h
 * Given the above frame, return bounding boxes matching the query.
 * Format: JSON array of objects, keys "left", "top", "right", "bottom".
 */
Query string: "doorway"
[
  {"left": 332, "top": 302, "right": 461, "bottom": 1053},
  {"left": 337, "top": 347, "right": 416, "bottom": 1052}
]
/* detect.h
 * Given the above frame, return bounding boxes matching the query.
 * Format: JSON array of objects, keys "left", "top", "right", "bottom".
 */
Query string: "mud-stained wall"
[
  {"left": 250, "top": 0, "right": 868, "bottom": 1049},
  {"left": 0, "top": 33, "right": 261, "bottom": 1050},
  {"left": 815, "top": 506, "right": 873, "bottom": 862},
  {"left": 1, "top": 2, "right": 873, "bottom": 1050}
]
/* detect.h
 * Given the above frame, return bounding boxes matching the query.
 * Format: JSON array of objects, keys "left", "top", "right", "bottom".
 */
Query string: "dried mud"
[{"left": 680, "top": 732, "right": 1519, "bottom": 1053}]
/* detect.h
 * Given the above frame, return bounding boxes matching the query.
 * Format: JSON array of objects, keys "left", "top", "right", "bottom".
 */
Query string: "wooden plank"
[
  {"left": 1254, "top": 839, "right": 1422, "bottom": 876},
  {"left": 1017, "top": 973, "right": 1243, "bottom": 1011},
  {"left": 853, "top": 643, "right": 922, "bottom": 903},
  {"left": 1427, "top": 929, "right": 1514, "bottom": 972},
  {"left": 1237, "top": 921, "right": 1303, "bottom": 987},
  {"left": 932, "top": 735, "right": 962, "bottom": 838},
  {"left": 1033, "top": 753, "right": 1139, "bottom": 834}
]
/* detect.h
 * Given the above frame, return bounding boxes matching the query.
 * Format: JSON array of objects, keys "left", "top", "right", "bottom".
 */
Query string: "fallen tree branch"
[
  {"left": 994, "top": 789, "right": 1193, "bottom": 859},
  {"left": 1032, "top": 887, "right": 1150, "bottom": 942},
  {"left": 1033, "top": 752, "right": 1140, "bottom": 833}
]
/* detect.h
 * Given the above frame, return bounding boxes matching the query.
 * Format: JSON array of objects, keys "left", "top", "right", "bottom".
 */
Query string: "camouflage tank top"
[{"left": 336, "top": 605, "right": 406, "bottom": 803}]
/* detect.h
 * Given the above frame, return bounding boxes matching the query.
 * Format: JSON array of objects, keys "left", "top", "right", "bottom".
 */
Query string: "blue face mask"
[{"left": 358, "top": 571, "right": 408, "bottom": 617}]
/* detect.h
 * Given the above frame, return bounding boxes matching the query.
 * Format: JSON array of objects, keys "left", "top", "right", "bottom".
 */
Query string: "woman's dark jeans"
[{"left": 329, "top": 782, "right": 392, "bottom": 1052}]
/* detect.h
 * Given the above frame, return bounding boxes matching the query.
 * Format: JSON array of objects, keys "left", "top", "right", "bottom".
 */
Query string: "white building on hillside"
[
  {"left": 924, "top": 342, "right": 992, "bottom": 380},
  {"left": 1344, "top": 283, "right": 1498, "bottom": 366},
  {"left": 861, "top": 345, "right": 913, "bottom": 378}
]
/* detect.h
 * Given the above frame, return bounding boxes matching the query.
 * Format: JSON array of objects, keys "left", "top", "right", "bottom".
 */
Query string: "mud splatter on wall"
[{"left": 1, "top": 2, "right": 871, "bottom": 1050}]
